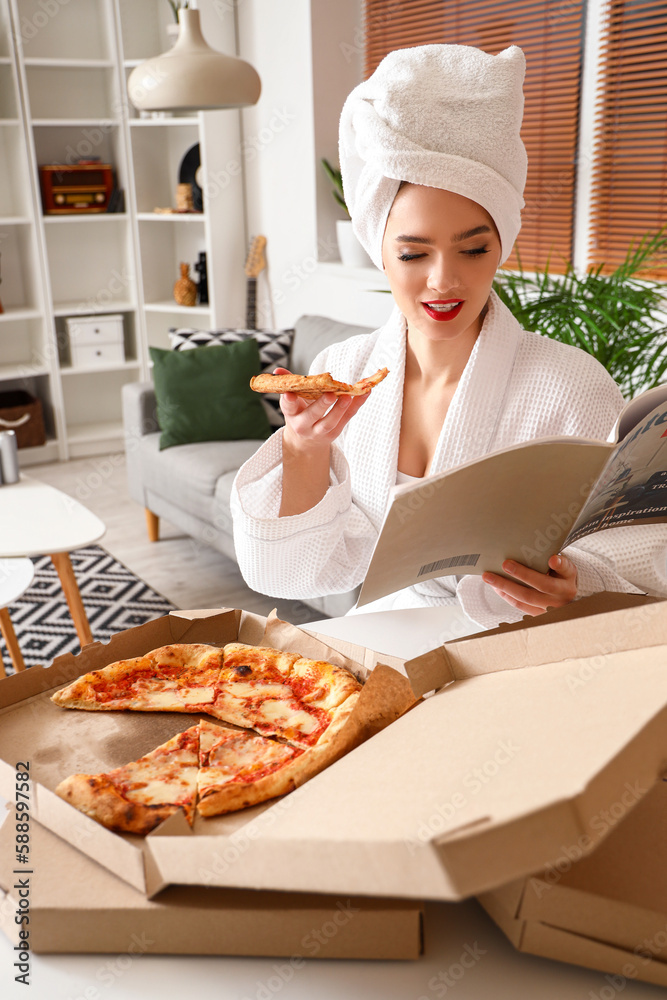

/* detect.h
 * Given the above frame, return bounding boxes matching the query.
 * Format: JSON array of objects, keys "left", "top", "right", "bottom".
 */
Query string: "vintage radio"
[{"left": 39, "top": 161, "right": 114, "bottom": 214}]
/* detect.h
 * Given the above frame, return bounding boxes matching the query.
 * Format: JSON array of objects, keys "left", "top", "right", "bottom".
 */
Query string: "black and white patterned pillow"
[{"left": 168, "top": 327, "right": 294, "bottom": 427}]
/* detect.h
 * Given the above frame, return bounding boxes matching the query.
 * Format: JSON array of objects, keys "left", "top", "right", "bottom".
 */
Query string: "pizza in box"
[{"left": 50, "top": 641, "right": 363, "bottom": 835}]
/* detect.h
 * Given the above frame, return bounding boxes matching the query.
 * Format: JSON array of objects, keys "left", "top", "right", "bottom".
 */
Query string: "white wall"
[{"left": 236, "top": 0, "right": 393, "bottom": 333}]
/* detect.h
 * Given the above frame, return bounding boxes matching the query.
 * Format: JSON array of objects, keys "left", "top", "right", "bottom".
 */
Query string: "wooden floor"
[{"left": 26, "top": 453, "right": 323, "bottom": 629}]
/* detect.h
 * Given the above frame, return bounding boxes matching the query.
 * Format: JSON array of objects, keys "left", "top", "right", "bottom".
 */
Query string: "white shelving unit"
[
  {"left": 2, "top": 0, "right": 246, "bottom": 461},
  {"left": 0, "top": 2, "right": 59, "bottom": 465},
  {"left": 117, "top": 0, "right": 246, "bottom": 352},
  {"left": 8, "top": 0, "right": 140, "bottom": 458}
]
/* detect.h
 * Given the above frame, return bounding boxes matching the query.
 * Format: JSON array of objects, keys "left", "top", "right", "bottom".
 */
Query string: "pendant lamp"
[{"left": 127, "top": 6, "right": 261, "bottom": 112}]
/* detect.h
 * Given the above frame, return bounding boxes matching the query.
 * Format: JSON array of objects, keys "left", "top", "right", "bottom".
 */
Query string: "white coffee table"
[
  {"left": 0, "top": 475, "right": 105, "bottom": 648},
  {"left": 0, "top": 556, "right": 34, "bottom": 675}
]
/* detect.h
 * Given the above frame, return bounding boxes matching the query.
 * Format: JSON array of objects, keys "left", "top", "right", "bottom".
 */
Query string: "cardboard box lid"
[
  {"left": 0, "top": 813, "right": 422, "bottom": 958},
  {"left": 145, "top": 598, "right": 667, "bottom": 900}
]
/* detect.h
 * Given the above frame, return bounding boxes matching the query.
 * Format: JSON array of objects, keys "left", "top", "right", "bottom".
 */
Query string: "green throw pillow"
[{"left": 150, "top": 340, "right": 271, "bottom": 449}]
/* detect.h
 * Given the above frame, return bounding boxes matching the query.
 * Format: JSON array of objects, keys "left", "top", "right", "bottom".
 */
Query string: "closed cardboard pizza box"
[
  {"left": 0, "top": 598, "right": 666, "bottom": 909},
  {"left": 0, "top": 812, "right": 422, "bottom": 958},
  {"left": 477, "top": 778, "right": 667, "bottom": 988}
]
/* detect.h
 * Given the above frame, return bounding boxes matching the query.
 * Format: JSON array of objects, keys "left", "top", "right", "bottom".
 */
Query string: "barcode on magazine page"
[{"left": 418, "top": 554, "right": 480, "bottom": 576}]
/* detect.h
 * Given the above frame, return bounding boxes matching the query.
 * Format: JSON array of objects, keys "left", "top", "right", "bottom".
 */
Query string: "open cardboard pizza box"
[
  {"left": 0, "top": 811, "right": 422, "bottom": 958},
  {"left": 0, "top": 597, "right": 666, "bottom": 911}
]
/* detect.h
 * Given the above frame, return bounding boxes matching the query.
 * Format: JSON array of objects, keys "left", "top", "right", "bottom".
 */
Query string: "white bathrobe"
[{"left": 231, "top": 292, "right": 667, "bottom": 628}]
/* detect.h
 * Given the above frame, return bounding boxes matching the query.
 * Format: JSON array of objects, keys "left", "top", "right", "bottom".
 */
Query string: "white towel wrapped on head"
[{"left": 339, "top": 44, "right": 528, "bottom": 268}]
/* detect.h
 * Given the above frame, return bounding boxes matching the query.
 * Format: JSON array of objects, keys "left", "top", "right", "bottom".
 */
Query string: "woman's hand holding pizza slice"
[{"left": 261, "top": 366, "right": 388, "bottom": 516}]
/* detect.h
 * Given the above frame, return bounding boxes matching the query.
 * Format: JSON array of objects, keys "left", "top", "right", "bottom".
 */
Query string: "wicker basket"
[{"left": 0, "top": 391, "right": 46, "bottom": 448}]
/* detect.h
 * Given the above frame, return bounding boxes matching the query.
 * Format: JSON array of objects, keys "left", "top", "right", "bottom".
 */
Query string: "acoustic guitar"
[{"left": 244, "top": 235, "right": 267, "bottom": 330}]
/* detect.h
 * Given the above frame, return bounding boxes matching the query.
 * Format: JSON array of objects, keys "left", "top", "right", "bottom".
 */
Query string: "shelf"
[
  {"left": 43, "top": 214, "right": 129, "bottom": 224},
  {"left": 53, "top": 301, "right": 135, "bottom": 317},
  {"left": 144, "top": 302, "right": 211, "bottom": 315},
  {"left": 31, "top": 119, "right": 121, "bottom": 128},
  {"left": 23, "top": 58, "right": 115, "bottom": 69},
  {"left": 60, "top": 360, "right": 141, "bottom": 377},
  {"left": 0, "top": 118, "right": 19, "bottom": 126},
  {"left": 0, "top": 362, "right": 50, "bottom": 380},
  {"left": 66, "top": 420, "right": 123, "bottom": 444},
  {"left": 0, "top": 309, "right": 42, "bottom": 323},
  {"left": 128, "top": 117, "right": 200, "bottom": 127},
  {"left": 137, "top": 213, "right": 206, "bottom": 222},
  {"left": 0, "top": 217, "right": 31, "bottom": 225}
]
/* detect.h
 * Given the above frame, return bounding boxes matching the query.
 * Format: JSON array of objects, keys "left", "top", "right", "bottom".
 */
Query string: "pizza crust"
[{"left": 55, "top": 773, "right": 187, "bottom": 836}]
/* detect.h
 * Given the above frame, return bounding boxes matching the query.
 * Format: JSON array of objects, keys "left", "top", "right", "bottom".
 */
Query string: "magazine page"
[
  {"left": 357, "top": 438, "right": 612, "bottom": 608},
  {"left": 614, "top": 382, "right": 667, "bottom": 443},
  {"left": 564, "top": 398, "right": 667, "bottom": 546}
]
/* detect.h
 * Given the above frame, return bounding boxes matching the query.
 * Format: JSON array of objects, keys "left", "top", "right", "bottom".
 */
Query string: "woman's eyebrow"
[
  {"left": 393, "top": 234, "right": 433, "bottom": 244},
  {"left": 453, "top": 224, "right": 492, "bottom": 242}
]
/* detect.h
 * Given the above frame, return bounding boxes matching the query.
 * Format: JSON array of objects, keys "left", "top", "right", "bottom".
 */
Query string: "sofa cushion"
[
  {"left": 150, "top": 340, "right": 271, "bottom": 449},
  {"left": 290, "top": 315, "right": 374, "bottom": 374},
  {"left": 168, "top": 327, "right": 294, "bottom": 427},
  {"left": 137, "top": 432, "right": 263, "bottom": 525}
]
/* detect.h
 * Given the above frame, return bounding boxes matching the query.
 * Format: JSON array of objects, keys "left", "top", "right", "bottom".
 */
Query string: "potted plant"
[
  {"left": 493, "top": 231, "right": 667, "bottom": 398},
  {"left": 321, "top": 158, "right": 373, "bottom": 269}
]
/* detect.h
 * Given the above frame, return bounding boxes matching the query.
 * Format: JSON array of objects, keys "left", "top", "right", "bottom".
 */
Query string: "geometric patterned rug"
[{"left": 0, "top": 544, "right": 176, "bottom": 674}]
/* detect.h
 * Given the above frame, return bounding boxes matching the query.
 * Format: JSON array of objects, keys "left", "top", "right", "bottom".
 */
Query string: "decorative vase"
[
  {"left": 336, "top": 219, "right": 374, "bottom": 268},
  {"left": 173, "top": 262, "right": 197, "bottom": 307},
  {"left": 176, "top": 182, "right": 194, "bottom": 212}
]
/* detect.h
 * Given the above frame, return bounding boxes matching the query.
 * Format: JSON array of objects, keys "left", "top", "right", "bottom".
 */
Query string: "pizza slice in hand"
[
  {"left": 54, "top": 726, "right": 200, "bottom": 835},
  {"left": 249, "top": 367, "right": 389, "bottom": 399}
]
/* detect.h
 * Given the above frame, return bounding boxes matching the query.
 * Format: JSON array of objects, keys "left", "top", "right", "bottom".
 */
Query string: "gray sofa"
[{"left": 122, "top": 314, "right": 374, "bottom": 617}]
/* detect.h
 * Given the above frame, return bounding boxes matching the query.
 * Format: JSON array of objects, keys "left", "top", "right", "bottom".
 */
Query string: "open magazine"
[{"left": 358, "top": 383, "right": 667, "bottom": 607}]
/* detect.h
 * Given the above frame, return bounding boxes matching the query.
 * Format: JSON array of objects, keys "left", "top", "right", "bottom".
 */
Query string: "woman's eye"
[
  {"left": 397, "top": 252, "right": 426, "bottom": 262},
  {"left": 462, "top": 246, "right": 490, "bottom": 257}
]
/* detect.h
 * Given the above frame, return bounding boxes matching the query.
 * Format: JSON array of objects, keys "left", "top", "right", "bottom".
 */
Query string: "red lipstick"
[{"left": 422, "top": 300, "right": 464, "bottom": 322}]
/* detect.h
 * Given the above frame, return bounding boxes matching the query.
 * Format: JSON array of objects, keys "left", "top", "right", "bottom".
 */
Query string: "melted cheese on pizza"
[
  {"left": 198, "top": 722, "right": 302, "bottom": 796},
  {"left": 108, "top": 727, "right": 199, "bottom": 807}
]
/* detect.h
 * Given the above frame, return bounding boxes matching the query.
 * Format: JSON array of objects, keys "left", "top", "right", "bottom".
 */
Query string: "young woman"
[{"left": 231, "top": 44, "right": 667, "bottom": 628}]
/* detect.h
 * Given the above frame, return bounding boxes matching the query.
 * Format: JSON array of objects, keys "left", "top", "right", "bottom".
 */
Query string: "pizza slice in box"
[
  {"left": 210, "top": 643, "right": 362, "bottom": 748},
  {"left": 54, "top": 720, "right": 328, "bottom": 833},
  {"left": 54, "top": 726, "right": 200, "bottom": 836},
  {"left": 196, "top": 719, "right": 305, "bottom": 817},
  {"left": 51, "top": 642, "right": 363, "bottom": 750},
  {"left": 51, "top": 643, "right": 224, "bottom": 714}
]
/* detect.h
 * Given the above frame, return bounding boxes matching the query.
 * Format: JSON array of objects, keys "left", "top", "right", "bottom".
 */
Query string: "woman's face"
[{"left": 381, "top": 185, "right": 502, "bottom": 346}]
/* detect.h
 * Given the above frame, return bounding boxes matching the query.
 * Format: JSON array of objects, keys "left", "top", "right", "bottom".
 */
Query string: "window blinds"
[
  {"left": 589, "top": 0, "right": 667, "bottom": 275},
  {"left": 363, "top": 0, "right": 585, "bottom": 272}
]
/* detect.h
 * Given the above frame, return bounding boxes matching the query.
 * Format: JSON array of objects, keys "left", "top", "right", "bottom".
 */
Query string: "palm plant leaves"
[
  {"left": 321, "top": 159, "right": 350, "bottom": 217},
  {"left": 494, "top": 232, "right": 667, "bottom": 397}
]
